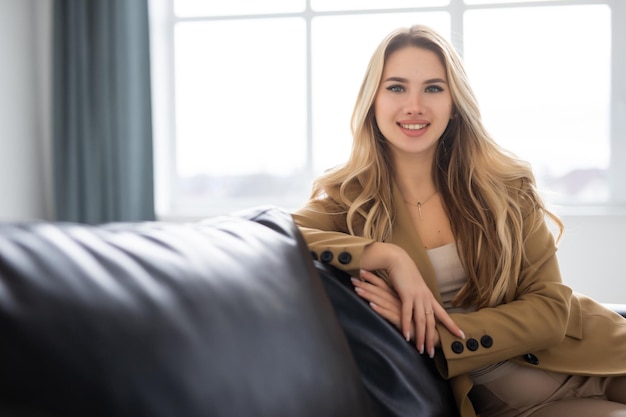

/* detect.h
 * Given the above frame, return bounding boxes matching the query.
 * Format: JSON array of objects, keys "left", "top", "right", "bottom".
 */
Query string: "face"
[{"left": 374, "top": 46, "right": 453, "bottom": 160}]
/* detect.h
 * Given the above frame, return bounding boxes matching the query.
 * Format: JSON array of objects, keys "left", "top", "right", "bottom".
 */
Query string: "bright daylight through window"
[{"left": 149, "top": 0, "right": 625, "bottom": 218}]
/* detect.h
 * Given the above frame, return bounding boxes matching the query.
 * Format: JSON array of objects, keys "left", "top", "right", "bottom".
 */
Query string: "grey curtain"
[{"left": 52, "top": 0, "right": 155, "bottom": 223}]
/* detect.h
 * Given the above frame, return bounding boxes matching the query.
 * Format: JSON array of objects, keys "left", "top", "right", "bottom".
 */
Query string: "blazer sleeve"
[
  {"left": 292, "top": 204, "right": 375, "bottom": 277},
  {"left": 435, "top": 207, "right": 573, "bottom": 379}
]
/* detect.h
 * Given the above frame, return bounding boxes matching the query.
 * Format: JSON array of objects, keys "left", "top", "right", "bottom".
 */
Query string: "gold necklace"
[{"left": 404, "top": 191, "right": 438, "bottom": 220}]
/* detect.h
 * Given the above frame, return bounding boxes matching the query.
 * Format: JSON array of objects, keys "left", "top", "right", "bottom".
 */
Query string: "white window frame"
[{"left": 149, "top": 0, "right": 626, "bottom": 220}]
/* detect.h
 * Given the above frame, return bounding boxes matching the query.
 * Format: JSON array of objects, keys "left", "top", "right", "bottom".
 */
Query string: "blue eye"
[
  {"left": 425, "top": 85, "right": 444, "bottom": 93},
  {"left": 386, "top": 85, "right": 405, "bottom": 93}
]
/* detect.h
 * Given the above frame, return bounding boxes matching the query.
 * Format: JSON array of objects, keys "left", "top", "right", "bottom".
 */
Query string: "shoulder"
[{"left": 293, "top": 179, "right": 369, "bottom": 235}]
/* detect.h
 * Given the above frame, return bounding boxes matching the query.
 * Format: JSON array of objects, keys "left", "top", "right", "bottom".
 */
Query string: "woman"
[{"left": 292, "top": 24, "right": 626, "bottom": 417}]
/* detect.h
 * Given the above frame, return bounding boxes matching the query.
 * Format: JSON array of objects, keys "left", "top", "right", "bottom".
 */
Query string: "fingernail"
[
  {"left": 350, "top": 277, "right": 359, "bottom": 284},
  {"left": 354, "top": 287, "right": 364, "bottom": 293},
  {"left": 460, "top": 330, "right": 466, "bottom": 340},
  {"left": 429, "top": 348, "right": 435, "bottom": 358},
  {"left": 405, "top": 332, "right": 411, "bottom": 342},
  {"left": 419, "top": 344, "right": 424, "bottom": 354}
]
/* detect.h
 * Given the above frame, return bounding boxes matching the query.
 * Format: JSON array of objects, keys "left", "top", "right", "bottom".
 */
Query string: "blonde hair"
[{"left": 308, "top": 25, "right": 563, "bottom": 308}]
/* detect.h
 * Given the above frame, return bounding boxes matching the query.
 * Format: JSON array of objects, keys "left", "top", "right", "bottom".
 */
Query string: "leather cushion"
[
  {"left": 316, "top": 262, "right": 460, "bottom": 417},
  {"left": 0, "top": 207, "right": 373, "bottom": 417}
]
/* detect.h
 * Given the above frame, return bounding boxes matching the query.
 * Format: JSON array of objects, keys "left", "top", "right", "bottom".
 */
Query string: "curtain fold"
[{"left": 52, "top": 0, "right": 155, "bottom": 223}]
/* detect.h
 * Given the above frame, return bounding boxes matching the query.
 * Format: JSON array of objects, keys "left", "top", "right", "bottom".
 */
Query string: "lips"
[{"left": 398, "top": 122, "right": 429, "bottom": 130}]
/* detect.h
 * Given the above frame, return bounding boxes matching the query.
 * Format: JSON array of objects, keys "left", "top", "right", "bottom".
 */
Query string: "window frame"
[{"left": 149, "top": 0, "right": 626, "bottom": 219}]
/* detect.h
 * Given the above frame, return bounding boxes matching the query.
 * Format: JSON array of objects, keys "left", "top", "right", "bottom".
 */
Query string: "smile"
[{"left": 399, "top": 122, "right": 428, "bottom": 130}]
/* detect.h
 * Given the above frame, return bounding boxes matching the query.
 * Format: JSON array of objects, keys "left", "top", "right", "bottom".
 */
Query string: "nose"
[{"left": 406, "top": 92, "right": 424, "bottom": 115}]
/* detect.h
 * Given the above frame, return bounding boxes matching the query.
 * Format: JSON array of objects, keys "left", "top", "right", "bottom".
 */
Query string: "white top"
[{"left": 426, "top": 242, "right": 470, "bottom": 314}]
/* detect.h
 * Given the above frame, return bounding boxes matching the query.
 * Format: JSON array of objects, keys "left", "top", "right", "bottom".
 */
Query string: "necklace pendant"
[{"left": 403, "top": 190, "right": 437, "bottom": 221}]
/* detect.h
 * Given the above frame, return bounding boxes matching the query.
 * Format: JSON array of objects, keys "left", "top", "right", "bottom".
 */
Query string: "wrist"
[{"left": 361, "top": 241, "right": 404, "bottom": 272}]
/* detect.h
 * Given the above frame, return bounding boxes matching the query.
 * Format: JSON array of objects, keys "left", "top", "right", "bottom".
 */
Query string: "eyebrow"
[{"left": 382, "top": 76, "right": 448, "bottom": 84}]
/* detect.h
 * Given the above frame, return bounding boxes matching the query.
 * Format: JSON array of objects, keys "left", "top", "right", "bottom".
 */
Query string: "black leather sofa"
[{"left": 0, "top": 207, "right": 623, "bottom": 417}]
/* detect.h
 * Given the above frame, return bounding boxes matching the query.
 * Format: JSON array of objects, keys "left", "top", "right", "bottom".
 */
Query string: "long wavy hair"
[{"left": 308, "top": 25, "right": 563, "bottom": 308}]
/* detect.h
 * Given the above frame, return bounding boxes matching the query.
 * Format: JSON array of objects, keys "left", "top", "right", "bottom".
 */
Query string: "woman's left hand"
[{"left": 352, "top": 269, "right": 441, "bottom": 357}]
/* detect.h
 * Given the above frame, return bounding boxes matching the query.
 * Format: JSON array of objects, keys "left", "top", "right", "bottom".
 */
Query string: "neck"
[{"left": 393, "top": 158, "right": 436, "bottom": 204}]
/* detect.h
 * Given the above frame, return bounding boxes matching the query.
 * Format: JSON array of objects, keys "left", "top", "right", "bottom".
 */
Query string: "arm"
[
  {"left": 292, "top": 207, "right": 375, "bottom": 276},
  {"left": 435, "top": 211, "right": 572, "bottom": 378},
  {"left": 293, "top": 204, "right": 465, "bottom": 355},
  {"left": 351, "top": 209, "right": 572, "bottom": 378}
]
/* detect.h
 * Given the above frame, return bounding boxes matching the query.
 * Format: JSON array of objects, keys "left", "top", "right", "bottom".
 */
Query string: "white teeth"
[{"left": 400, "top": 123, "right": 428, "bottom": 130}]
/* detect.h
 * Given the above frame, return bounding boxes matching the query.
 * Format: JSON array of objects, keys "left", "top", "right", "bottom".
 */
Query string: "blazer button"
[
  {"left": 320, "top": 250, "right": 333, "bottom": 263},
  {"left": 524, "top": 353, "right": 540, "bottom": 365},
  {"left": 451, "top": 341, "right": 464, "bottom": 354},
  {"left": 338, "top": 251, "right": 352, "bottom": 265},
  {"left": 466, "top": 338, "right": 479, "bottom": 351},
  {"left": 310, "top": 251, "right": 318, "bottom": 261},
  {"left": 480, "top": 335, "right": 493, "bottom": 348}
]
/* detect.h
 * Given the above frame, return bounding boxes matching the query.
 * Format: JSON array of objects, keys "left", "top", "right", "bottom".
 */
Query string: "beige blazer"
[{"left": 292, "top": 183, "right": 626, "bottom": 417}]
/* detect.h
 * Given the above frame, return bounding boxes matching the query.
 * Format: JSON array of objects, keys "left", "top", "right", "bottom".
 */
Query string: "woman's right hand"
[{"left": 360, "top": 242, "right": 465, "bottom": 356}]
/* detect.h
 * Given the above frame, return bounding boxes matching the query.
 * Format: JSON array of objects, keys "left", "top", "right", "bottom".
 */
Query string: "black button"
[
  {"left": 320, "top": 250, "right": 333, "bottom": 263},
  {"left": 338, "top": 251, "right": 352, "bottom": 264},
  {"left": 310, "top": 251, "right": 318, "bottom": 261},
  {"left": 524, "top": 353, "right": 539, "bottom": 365},
  {"left": 466, "top": 338, "right": 479, "bottom": 351},
  {"left": 480, "top": 335, "right": 493, "bottom": 348},
  {"left": 451, "top": 341, "right": 464, "bottom": 354}
]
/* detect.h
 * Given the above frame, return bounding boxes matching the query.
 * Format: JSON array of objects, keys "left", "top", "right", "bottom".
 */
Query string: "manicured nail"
[
  {"left": 354, "top": 287, "right": 364, "bottom": 293},
  {"left": 460, "top": 330, "right": 466, "bottom": 340},
  {"left": 405, "top": 332, "right": 411, "bottom": 342},
  {"left": 429, "top": 348, "right": 435, "bottom": 358},
  {"left": 419, "top": 344, "right": 424, "bottom": 354}
]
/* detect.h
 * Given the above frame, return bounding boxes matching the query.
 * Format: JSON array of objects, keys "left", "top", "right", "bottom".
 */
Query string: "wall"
[
  {"left": 557, "top": 213, "right": 626, "bottom": 303},
  {"left": 0, "top": 0, "right": 624, "bottom": 302},
  {"left": 0, "top": 0, "right": 52, "bottom": 221}
]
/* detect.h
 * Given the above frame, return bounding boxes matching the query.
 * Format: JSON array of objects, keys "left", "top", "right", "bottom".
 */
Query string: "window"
[{"left": 149, "top": 0, "right": 626, "bottom": 218}]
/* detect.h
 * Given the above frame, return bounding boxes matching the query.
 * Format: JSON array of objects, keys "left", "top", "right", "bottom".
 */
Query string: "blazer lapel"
[{"left": 389, "top": 181, "right": 444, "bottom": 304}]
